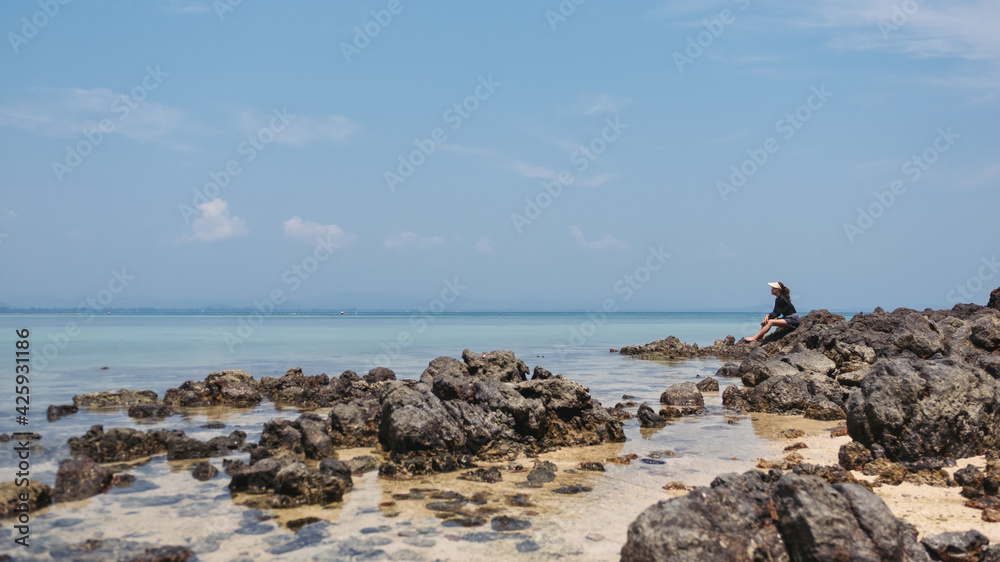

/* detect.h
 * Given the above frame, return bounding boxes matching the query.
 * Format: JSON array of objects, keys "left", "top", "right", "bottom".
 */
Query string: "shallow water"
[{"left": 0, "top": 313, "right": 815, "bottom": 560}]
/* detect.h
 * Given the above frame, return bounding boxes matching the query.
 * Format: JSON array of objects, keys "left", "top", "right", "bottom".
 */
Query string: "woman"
[{"left": 744, "top": 282, "right": 799, "bottom": 342}]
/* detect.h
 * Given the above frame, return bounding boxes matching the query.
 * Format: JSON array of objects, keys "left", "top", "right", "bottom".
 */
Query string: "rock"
[
  {"left": 364, "top": 367, "right": 396, "bottom": 384},
  {"left": 715, "top": 363, "right": 740, "bottom": 378},
  {"left": 46, "top": 404, "right": 78, "bottom": 421},
  {"left": 659, "top": 382, "right": 705, "bottom": 415},
  {"left": 747, "top": 351, "right": 838, "bottom": 387},
  {"left": 69, "top": 425, "right": 245, "bottom": 463},
  {"left": 721, "top": 385, "right": 750, "bottom": 411},
  {"left": 381, "top": 352, "right": 623, "bottom": 475},
  {"left": 579, "top": 461, "right": 605, "bottom": 472},
  {"left": 345, "top": 456, "right": 380, "bottom": 474},
  {"left": 846, "top": 358, "right": 1000, "bottom": 461},
  {"left": 130, "top": 545, "right": 195, "bottom": 561},
  {"left": 54, "top": 457, "right": 114, "bottom": 502},
  {"left": 252, "top": 417, "right": 328, "bottom": 462},
  {"left": 921, "top": 530, "right": 989, "bottom": 561},
  {"left": 378, "top": 381, "right": 467, "bottom": 455},
  {"left": 128, "top": 403, "right": 176, "bottom": 419},
  {"left": 0, "top": 480, "right": 51, "bottom": 518},
  {"left": 743, "top": 374, "right": 846, "bottom": 419},
  {"left": 462, "top": 349, "right": 529, "bottom": 382},
  {"left": 73, "top": 389, "right": 158, "bottom": 408},
  {"left": 621, "top": 470, "right": 931, "bottom": 562},
  {"left": 69, "top": 425, "right": 167, "bottom": 462},
  {"left": 460, "top": 467, "right": 502, "bottom": 483},
  {"left": 191, "top": 461, "right": 219, "bottom": 481},
  {"left": 619, "top": 336, "right": 703, "bottom": 359},
  {"left": 527, "top": 461, "right": 557, "bottom": 485},
  {"left": 164, "top": 370, "right": 261, "bottom": 407},
  {"left": 636, "top": 403, "right": 667, "bottom": 428},
  {"left": 491, "top": 515, "right": 531, "bottom": 531},
  {"left": 696, "top": 377, "right": 719, "bottom": 392},
  {"left": 328, "top": 401, "right": 379, "bottom": 448},
  {"left": 839, "top": 441, "right": 874, "bottom": 471},
  {"left": 988, "top": 287, "right": 1000, "bottom": 311},
  {"left": 271, "top": 460, "right": 353, "bottom": 505},
  {"left": 532, "top": 366, "right": 553, "bottom": 380}
]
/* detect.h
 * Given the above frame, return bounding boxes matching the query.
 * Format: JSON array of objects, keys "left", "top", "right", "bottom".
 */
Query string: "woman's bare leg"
[{"left": 744, "top": 319, "right": 791, "bottom": 342}]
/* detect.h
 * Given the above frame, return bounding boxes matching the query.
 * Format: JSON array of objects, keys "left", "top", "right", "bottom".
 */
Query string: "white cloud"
[
  {"left": 0, "top": 87, "right": 197, "bottom": 150},
  {"left": 569, "top": 226, "right": 629, "bottom": 251},
  {"left": 283, "top": 216, "right": 357, "bottom": 247},
  {"left": 179, "top": 198, "right": 248, "bottom": 243},
  {"left": 239, "top": 111, "right": 360, "bottom": 146},
  {"left": 475, "top": 237, "right": 494, "bottom": 253},
  {"left": 576, "top": 174, "right": 615, "bottom": 188},
  {"left": 384, "top": 231, "right": 445, "bottom": 250}
]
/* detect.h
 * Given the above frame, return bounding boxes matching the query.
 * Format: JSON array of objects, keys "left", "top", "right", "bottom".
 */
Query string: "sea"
[{"left": 0, "top": 312, "right": 833, "bottom": 560}]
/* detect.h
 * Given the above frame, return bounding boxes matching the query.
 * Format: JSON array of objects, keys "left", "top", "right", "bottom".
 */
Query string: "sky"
[{"left": 1, "top": 0, "right": 998, "bottom": 313}]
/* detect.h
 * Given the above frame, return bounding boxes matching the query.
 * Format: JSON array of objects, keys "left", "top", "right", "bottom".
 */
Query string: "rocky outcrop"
[
  {"left": 378, "top": 350, "right": 624, "bottom": 475},
  {"left": 68, "top": 425, "right": 246, "bottom": 463},
  {"left": 46, "top": 404, "right": 78, "bottom": 421},
  {"left": 328, "top": 400, "right": 380, "bottom": 447},
  {"left": 227, "top": 456, "right": 353, "bottom": 508},
  {"left": 845, "top": 358, "right": 1000, "bottom": 462},
  {"left": 626, "top": 299, "right": 1000, "bottom": 433},
  {"left": 73, "top": 389, "right": 158, "bottom": 408},
  {"left": 164, "top": 370, "right": 261, "bottom": 407},
  {"left": 127, "top": 403, "right": 176, "bottom": 419},
  {"left": 621, "top": 469, "right": 940, "bottom": 561},
  {"left": 54, "top": 457, "right": 114, "bottom": 502},
  {"left": 0, "top": 480, "right": 51, "bottom": 518}
]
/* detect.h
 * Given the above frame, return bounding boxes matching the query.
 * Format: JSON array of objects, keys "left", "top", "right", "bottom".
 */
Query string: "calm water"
[{"left": 0, "top": 313, "right": 811, "bottom": 560}]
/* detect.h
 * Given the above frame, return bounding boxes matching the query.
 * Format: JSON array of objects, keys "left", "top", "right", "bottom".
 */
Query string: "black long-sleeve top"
[{"left": 768, "top": 294, "right": 796, "bottom": 319}]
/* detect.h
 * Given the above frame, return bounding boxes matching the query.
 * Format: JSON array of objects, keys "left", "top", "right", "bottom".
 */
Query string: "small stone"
[
  {"left": 778, "top": 429, "right": 805, "bottom": 439},
  {"left": 191, "top": 461, "right": 219, "bottom": 481},
  {"left": 578, "top": 462, "right": 605, "bottom": 472},
  {"left": 984, "top": 508, "right": 1000, "bottom": 523},
  {"left": 663, "top": 482, "right": 687, "bottom": 491},
  {"left": 587, "top": 533, "right": 605, "bottom": 541},
  {"left": 784, "top": 442, "right": 808, "bottom": 451},
  {"left": 491, "top": 516, "right": 531, "bottom": 531},
  {"left": 552, "top": 485, "right": 591, "bottom": 494},
  {"left": 287, "top": 517, "right": 321, "bottom": 532},
  {"left": 507, "top": 494, "right": 534, "bottom": 507}
]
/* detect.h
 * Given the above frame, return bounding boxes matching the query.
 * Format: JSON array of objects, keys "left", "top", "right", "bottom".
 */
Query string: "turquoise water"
[{"left": 0, "top": 312, "right": 809, "bottom": 560}]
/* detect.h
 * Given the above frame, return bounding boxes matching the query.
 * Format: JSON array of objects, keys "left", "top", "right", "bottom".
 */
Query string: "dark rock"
[
  {"left": 636, "top": 403, "right": 667, "bottom": 428},
  {"left": 527, "top": 461, "right": 557, "bottom": 485},
  {"left": 552, "top": 485, "right": 591, "bottom": 494},
  {"left": 696, "top": 377, "right": 719, "bottom": 392},
  {"left": 721, "top": 385, "right": 750, "bottom": 411},
  {"left": 491, "top": 516, "right": 531, "bottom": 531},
  {"left": 743, "top": 373, "right": 846, "bottom": 419},
  {"left": 228, "top": 458, "right": 285, "bottom": 494},
  {"left": 715, "top": 363, "right": 740, "bottom": 378},
  {"left": 164, "top": 370, "right": 261, "bottom": 407},
  {"left": 69, "top": 425, "right": 167, "bottom": 462},
  {"left": 128, "top": 545, "right": 195, "bottom": 562},
  {"left": 0, "top": 480, "right": 51, "bottom": 518},
  {"left": 191, "top": 461, "right": 219, "bottom": 481},
  {"left": 461, "top": 467, "right": 502, "bottom": 483},
  {"left": 988, "top": 286, "right": 1000, "bottom": 311},
  {"left": 462, "top": 349, "right": 529, "bottom": 383},
  {"left": 921, "top": 530, "right": 989, "bottom": 562},
  {"left": 578, "top": 462, "right": 605, "bottom": 472},
  {"left": 659, "top": 381, "right": 705, "bottom": 415},
  {"left": 846, "top": 358, "right": 1000, "bottom": 461},
  {"left": 128, "top": 403, "right": 176, "bottom": 419},
  {"left": 621, "top": 470, "right": 931, "bottom": 562},
  {"left": 532, "top": 366, "right": 553, "bottom": 380},
  {"left": 328, "top": 401, "right": 379, "bottom": 448},
  {"left": 364, "top": 367, "right": 396, "bottom": 383},
  {"left": 46, "top": 404, "right": 78, "bottom": 421},
  {"left": 379, "top": 381, "right": 467, "bottom": 455},
  {"left": 54, "top": 457, "right": 114, "bottom": 502},
  {"left": 271, "top": 460, "right": 353, "bottom": 505},
  {"left": 73, "top": 389, "right": 158, "bottom": 408},
  {"left": 252, "top": 415, "right": 332, "bottom": 462},
  {"left": 839, "top": 441, "right": 874, "bottom": 471}
]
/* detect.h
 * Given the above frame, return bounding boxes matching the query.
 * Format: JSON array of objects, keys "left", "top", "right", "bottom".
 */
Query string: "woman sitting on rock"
[{"left": 745, "top": 282, "right": 800, "bottom": 342}]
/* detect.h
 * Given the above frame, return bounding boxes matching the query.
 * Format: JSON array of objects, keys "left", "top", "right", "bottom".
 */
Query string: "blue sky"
[{"left": 1, "top": 0, "right": 998, "bottom": 312}]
